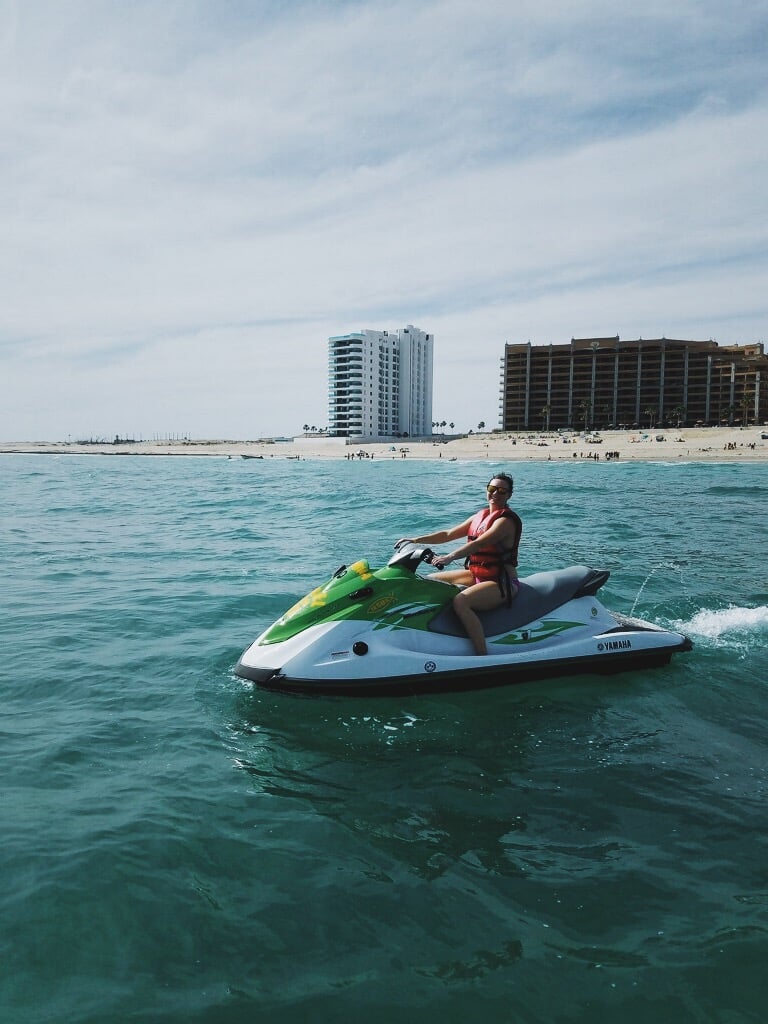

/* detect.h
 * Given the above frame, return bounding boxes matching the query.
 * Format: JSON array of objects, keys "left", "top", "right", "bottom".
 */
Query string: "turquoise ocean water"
[{"left": 2, "top": 452, "right": 768, "bottom": 1023}]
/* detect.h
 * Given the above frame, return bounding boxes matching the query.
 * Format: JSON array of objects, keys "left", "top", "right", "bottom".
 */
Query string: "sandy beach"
[{"left": 2, "top": 427, "right": 767, "bottom": 463}]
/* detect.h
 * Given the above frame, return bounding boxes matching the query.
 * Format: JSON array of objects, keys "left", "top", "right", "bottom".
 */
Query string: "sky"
[{"left": 2, "top": 0, "right": 767, "bottom": 441}]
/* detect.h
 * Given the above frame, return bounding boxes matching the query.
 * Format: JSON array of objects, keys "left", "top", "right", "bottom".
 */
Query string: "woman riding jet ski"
[
  {"left": 234, "top": 474, "right": 692, "bottom": 696},
  {"left": 398, "top": 472, "right": 522, "bottom": 656}
]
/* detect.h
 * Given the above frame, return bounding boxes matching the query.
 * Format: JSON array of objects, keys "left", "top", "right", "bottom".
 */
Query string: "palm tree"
[
  {"left": 671, "top": 405, "right": 686, "bottom": 428},
  {"left": 541, "top": 405, "right": 551, "bottom": 431},
  {"left": 477, "top": 420, "right": 486, "bottom": 432},
  {"left": 643, "top": 406, "right": 657, "bottom": 430},
  {"left": 740, "top": 390, "right": 754, "bottom": 427},
  {"left": 577, "top": 399, "right": 591, "bottom": 432}
]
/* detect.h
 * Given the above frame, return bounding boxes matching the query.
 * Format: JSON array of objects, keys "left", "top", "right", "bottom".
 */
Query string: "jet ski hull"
[
  {"left": 234, "top": 561, "right": 692, "bottom": 696},
  {"left": 235, "top": 641, "right": 691, "bottom": 697}
]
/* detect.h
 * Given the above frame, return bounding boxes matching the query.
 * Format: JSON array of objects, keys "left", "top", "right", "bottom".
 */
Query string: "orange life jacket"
[{"left": 465, "top": 506, "right": 522, "bottom": 591}]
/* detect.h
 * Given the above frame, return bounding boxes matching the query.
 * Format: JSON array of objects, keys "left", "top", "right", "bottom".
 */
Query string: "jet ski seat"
[{"left": 428, "top": 565, "right": 610, "bottom": 637}]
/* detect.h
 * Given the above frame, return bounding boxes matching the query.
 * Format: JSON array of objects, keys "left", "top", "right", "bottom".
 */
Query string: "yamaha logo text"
[{"left": 598, "top": 639, "right": 633, "bottom": 652}]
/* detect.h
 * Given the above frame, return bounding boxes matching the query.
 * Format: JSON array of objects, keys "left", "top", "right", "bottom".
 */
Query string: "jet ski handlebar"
[{"left": 388, "top": 540, "right": 436, "bottom": 572}]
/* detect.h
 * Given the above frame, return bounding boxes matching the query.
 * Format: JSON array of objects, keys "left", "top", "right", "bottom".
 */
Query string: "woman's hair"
[{"left": 488, "top": 472, "right": 514, "bottom": 494}]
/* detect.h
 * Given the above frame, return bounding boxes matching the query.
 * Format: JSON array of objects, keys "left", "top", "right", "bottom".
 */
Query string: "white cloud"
[{"left": 1, "top": 0, "right": 767, "bottom": 438}]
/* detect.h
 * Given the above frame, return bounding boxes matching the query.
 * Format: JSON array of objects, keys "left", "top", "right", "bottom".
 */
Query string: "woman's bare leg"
[
  {"left": 452, "top": 581, "right": 505, "bottom": 655},
  {"left": 430, "top": 569, "right": 473, "bottom": 586}
]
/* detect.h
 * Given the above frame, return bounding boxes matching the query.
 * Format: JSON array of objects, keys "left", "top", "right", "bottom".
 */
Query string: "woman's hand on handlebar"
[{"left": 431, "top": 553, "right": 454, "bottom": 570}]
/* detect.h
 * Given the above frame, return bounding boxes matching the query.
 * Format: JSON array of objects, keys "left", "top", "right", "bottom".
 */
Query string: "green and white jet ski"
[{"left": 234, "top": 542, "right": 692, "bottom": 695}]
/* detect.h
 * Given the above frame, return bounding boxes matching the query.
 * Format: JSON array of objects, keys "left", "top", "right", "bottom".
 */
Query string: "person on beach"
[{"left": 396, "top": 473, "right": 522, "bottom": 656}]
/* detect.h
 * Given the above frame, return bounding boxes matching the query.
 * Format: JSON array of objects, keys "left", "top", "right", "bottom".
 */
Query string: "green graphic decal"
[
  {"left": 259, "top": 564, "right": 454, "bottom": 645},
  {"left": 371, "top": 601, "right": 444, "bottom": 632},
  {"left": 495, "top": 619, "right": 582, "bottom": 646}
]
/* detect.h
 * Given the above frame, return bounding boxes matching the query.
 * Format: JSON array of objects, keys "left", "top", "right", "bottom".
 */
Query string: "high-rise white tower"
[{"left": 328, "top": 326, "right": 434, "bottom": 439}]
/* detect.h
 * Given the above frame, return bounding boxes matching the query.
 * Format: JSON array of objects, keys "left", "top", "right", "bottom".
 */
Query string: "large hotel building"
[
  {"left": 500, "top": 337, "right": 768, "bottom": 431},
  {"left": 328, "top": 325, "right": 433, "bottom": 439}
]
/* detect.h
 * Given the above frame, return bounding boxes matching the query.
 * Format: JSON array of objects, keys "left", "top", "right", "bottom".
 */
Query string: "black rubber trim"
[{"left": 234, "top": 663, "right": 284, "bottom": 684}]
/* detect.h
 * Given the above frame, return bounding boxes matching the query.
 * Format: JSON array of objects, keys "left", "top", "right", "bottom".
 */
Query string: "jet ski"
[{"left": 234, "top": 542, "right": 693, "bottom": 696}]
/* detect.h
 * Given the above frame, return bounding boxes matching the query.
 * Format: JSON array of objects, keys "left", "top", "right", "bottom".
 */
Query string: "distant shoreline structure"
[{"left": 1, "top": 427, "right": 767, "bottom": 464}]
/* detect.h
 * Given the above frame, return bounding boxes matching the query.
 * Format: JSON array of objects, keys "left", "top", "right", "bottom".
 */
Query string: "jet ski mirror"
[{"left": 387, "top": 541, "right": 435, "bottom": 572}]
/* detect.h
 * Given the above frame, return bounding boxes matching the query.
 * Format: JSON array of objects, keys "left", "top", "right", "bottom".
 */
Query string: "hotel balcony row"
[{"left": 499, "top": 337, "right": 768, "bottom": 430}]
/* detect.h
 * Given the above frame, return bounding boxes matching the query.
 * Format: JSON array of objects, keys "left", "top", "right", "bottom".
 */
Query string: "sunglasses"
[{"left": 487, "top": 485, "right": 509, "bottom": 495}]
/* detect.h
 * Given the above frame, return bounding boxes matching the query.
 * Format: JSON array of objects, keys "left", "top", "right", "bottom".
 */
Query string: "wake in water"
[
  {"left": 671, "top": 604, "right": 768, "bottom": 667},
  {"left": 631, "top": 562, "right": 768, "bottom": 649},
  {"left": 677, "top": 604, "right": 768, "bottom": 640}
]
